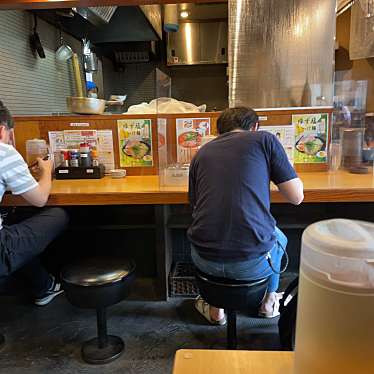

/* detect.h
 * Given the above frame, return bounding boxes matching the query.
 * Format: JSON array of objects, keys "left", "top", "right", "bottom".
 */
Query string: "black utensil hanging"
[{"left": 30, "top": 14, "right": 46, "bottom": 59}]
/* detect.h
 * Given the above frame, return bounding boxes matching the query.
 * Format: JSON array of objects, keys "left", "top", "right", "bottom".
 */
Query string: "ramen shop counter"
[{"left": 2, "top": 171, "right": 374, "bottom": 206}]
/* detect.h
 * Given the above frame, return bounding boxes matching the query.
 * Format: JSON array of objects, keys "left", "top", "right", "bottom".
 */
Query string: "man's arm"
[
  {"left": 277, "top": 177, "right": 304, "bottom": 205},
  {"left": 268, "top": 133, "right": 304, "bottom": 205},
  {"left": 21, "top": 158, "right": 52, "bottom": 207}
]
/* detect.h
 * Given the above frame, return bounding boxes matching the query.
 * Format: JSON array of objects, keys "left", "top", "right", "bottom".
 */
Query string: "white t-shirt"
[{"left": 0, "top": 143, "right": 38, "bottom": 229}]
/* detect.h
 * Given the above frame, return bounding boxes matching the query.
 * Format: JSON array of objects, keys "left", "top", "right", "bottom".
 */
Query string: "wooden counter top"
[
  {"left": 173, "top": 350, "right": 293, "bottom": 374},
  {"left": 2, "top": 170, "right": 374, "bottom": 206}
]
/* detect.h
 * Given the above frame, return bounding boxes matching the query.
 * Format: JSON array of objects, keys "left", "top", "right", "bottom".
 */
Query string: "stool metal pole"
[
  {"left": 227, "top": 309, "right": 237, "bottom": 350},
  {"left": 96, "top": 308, "right": 108, "bottom": 348},
  {"left": 0, "top": 334, "right": 5, "bottom": 350}
]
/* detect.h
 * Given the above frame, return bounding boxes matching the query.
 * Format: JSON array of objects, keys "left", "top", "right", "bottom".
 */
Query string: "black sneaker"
[{"left": 34, "top": 277, "right": 64, "bottom": 306}]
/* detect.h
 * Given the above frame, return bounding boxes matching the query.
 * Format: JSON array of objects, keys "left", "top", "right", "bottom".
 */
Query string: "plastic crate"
[{"left": 169, "top": 262, "right": 198, "bottom": 298}]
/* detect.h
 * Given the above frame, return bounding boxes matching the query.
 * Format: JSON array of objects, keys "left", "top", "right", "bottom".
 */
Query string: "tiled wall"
[{"left": 0, "top": 10, "right": 82, "bottom": 115}]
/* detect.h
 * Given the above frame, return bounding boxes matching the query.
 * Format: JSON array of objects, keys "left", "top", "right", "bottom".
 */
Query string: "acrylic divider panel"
[
  {"left": 293, "top": 113, "right": 328, "bottom": 164},
  {"left": 176, "top": 118, "right": 211, "bottom": 164},
  {"left": 117, "top": 119, "right": 153, "bottom": 168},
  {"left": 158, "top": 118, "right": 168, "bottom": 168},
  {"left": 260, "top": 125, "right": 295, "bottom": 164}
]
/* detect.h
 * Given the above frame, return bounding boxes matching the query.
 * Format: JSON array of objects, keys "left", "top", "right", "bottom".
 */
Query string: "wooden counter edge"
[
  {"left": 172, "top": 349, "right": 294, "bottom": 374},
  {"left": 2, "top": 188, "right": 374, "bottom": 206}
]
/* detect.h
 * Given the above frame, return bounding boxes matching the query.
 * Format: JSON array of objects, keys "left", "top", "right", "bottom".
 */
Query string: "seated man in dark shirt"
[{"left": 188, "top": 107, "right": 303, "bottom": 323}]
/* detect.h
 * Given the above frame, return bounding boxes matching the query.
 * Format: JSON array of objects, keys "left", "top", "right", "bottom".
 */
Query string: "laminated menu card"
[
  {"left": 176, "top": 118, "right": 210, "bottom": 164},
  {"left": 117, "top": 119, "right": 153, "bottom": 167},
  {"left": 292, "top": 113, "right": 328, "bottom": 164}
]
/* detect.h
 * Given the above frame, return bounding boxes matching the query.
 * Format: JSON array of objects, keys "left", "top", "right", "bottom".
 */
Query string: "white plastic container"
[
  {"left": 161, "top": 166, "right": 189, "bottom": 186},
  {"left": 295, "top": 219, "right": 374, "bottom": 374}
]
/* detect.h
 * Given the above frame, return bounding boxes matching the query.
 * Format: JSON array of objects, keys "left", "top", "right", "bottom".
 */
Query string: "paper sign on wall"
[{"left": 260, "top": 125, "right": 295, "bottom": 164}]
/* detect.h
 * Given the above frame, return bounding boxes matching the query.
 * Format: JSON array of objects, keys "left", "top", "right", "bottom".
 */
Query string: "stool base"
[{"left": 82, "top": 335, "right": 124, "bottom": 365}]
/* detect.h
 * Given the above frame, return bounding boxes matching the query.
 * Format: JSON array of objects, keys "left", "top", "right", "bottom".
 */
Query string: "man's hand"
[{"left": 36, "top": 157, "right": 52, "bottom": 177}]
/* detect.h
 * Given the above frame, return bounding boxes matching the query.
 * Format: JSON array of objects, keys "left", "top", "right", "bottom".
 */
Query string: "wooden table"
[
  {"left": 172, "top": 350, "right": 294, "bottom": 374},
  {"left": 2, "top": 170, "right": 374, "bottom": 206}
]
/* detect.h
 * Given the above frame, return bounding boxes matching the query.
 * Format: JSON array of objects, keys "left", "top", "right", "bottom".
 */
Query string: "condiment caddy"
[{"left": 55, "top": 143, "right": 104, "bottom": 179}]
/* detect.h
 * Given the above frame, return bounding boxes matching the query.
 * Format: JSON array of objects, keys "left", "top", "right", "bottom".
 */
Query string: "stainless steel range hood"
[
  {"left": 36, "top": 6, "right": 161, "bottom": 44},
  {"left": 167, "top": 21, "right": 227, "bottom": 65},
  {"left": 74, "top": 6, "right": 118, "bottom": 26}
]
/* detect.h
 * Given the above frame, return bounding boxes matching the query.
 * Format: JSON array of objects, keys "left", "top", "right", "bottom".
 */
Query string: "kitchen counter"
[{"left": 2, "top": 170, "right": 374, "bottom": 206}]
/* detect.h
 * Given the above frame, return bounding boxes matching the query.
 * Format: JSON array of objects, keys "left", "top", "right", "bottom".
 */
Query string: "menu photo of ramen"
[
  {"left": 292, "top": 113, "right": 329, "bottom": 164},
  {"left": 176, "top": 118, "right": 210, "bottom": 164},
  {"left": 117, "top": 119, "right": 153, "bottom": 167}
]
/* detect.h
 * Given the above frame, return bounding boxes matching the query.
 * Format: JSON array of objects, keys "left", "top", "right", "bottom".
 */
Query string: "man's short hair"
[
  {"left": 0, "top": 101, "right": 14, "bottom": 129},
  {"left": 217, "top": 107, "right": 259, "bottom": 134}
]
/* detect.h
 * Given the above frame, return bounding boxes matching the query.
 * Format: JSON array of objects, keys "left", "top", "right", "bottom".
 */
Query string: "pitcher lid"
[{"left": 303, "top": 219, "right": 374, "bottom": 259}]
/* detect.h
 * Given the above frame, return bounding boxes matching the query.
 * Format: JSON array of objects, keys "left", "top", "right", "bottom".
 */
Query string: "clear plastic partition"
[
  {"left": 330, "top": 76, "right": 368, "bottom": 170},
  {"left": 155, "top": 69, "right": 214, "bottom": 189},
  {"left": 333, "top": 78, "right": 367, "bottom": 141}
]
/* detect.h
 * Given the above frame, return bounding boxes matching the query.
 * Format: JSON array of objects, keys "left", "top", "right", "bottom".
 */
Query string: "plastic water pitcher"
[
  {"left": 294, "top": 219, "right": 374, "bottom": 374},
  {"left": 26, "top": 139, "right": 48, "bottom": 165}
]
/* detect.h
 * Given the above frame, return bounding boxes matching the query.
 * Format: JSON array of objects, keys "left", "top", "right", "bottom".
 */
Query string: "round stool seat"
[
  {"left": 62, "top": 257, "right": 136, "bottom": 309},
  {"left": 63, "top": 257, "right": 135, "bottom": 286},
  {"left": 196, "top": 270, "right": 268, "bottom": 312}
]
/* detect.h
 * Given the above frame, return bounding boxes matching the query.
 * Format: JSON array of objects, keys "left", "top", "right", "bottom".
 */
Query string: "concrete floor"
[{"left": 0, "top": 294, "right": 281, "bottom": 374}]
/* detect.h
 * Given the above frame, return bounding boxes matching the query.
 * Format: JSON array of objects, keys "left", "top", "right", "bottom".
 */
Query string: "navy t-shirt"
[{"left": 187, "top": 130, "right": 298, "bottom": 261}]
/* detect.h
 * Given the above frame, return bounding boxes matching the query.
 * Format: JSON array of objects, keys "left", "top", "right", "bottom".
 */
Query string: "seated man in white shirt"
[{"left": 0, "top": 101, "right": 68, "bottom": 306}]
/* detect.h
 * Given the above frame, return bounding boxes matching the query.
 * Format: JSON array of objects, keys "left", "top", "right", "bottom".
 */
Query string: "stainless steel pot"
[{"left": 67, "top": 97, "right": 106, "bottom": 115}]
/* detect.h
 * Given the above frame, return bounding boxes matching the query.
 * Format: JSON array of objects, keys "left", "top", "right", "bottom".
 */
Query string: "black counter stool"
[
  {"left": 196, "top": 270, "right": 269, "bottom": 350},
  {"left": 61, "top": 257, "right": 135, "bottom": 365}
]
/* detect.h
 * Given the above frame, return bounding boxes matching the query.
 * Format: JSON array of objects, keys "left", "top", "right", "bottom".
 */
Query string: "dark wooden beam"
[{"left": 0, "top": 0, "right": 226, "bottom": 10}]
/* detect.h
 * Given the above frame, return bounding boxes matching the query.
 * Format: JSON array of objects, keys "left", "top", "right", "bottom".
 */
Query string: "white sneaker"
[{"left": 34, "top": 277, "right": 64, "bottom": 306}]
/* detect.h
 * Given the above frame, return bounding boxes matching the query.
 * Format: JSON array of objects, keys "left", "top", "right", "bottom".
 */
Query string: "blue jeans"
[{"left": 191, "top": 227, "right": 287, "bottom": 293}]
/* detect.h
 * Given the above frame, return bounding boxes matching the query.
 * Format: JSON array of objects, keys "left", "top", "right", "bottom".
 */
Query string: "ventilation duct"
[{"left": 229, "top": 0, "right": 336, "bottom": 108}]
